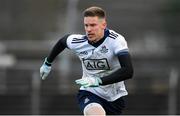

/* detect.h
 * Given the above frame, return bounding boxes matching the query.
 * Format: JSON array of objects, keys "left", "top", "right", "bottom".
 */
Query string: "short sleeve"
[
  {"left": 66, "top": 34, "right": 74, "bottom": 49},
  {"left": 66, "top": 34, "right": 84, "bottom": 50},
  {"left": 113, "top": 35, "right": 129, "bottom": 55}
]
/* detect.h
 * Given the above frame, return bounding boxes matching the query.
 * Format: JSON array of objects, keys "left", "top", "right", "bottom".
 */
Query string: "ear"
[{"left": 102, "top": 19, "right": 107, "bottom": 29}]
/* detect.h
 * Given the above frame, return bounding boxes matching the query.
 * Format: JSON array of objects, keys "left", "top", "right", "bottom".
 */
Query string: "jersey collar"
[{"left": 87, "top": 28, "right": 110, "bottom": 48}]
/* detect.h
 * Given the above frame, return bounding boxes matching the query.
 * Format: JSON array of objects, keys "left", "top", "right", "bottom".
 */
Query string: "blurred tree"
[
  {"left": 0, "top": 0, "right": 67, "bottom": 40},
  {"left": 161, "top": 0, "right": 180, "bottom": 36}
]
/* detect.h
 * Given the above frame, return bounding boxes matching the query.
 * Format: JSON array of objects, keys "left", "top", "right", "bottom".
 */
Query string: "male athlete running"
[{"left": 40, "top": 6, "right": 133, "bottom": 115}]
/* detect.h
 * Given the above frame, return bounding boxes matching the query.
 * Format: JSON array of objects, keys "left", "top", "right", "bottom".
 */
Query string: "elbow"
[
  {"left": 126, "top": 67, "right": 134, "bottom": 80},
  {"left": 129, "top": 68, "right": 134, "bottom": 79}
]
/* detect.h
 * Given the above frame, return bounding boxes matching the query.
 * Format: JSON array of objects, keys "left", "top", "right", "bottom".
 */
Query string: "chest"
[
  {"left": 75, "top": 44, "right": 113, "bottom": 60},
  {"left": 75, "top": 43, "right": 117, "bottom": 70}
]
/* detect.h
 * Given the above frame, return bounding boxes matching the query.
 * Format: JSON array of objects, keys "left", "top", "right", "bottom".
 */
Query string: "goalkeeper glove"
[
  {"left": 40, "top": 58, "right": 52, "bottom": 80},
  {"left": 75, "top": 77, "right": 102, "bottom": 88}
]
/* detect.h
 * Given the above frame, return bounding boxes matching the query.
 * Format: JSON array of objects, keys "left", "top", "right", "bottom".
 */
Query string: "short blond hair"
[{"left": 83, "top": 6, "right": 106, "bottom": 18}]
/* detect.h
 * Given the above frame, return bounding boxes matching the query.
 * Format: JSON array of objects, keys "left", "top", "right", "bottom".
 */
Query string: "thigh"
[
  {"left": 76, "top": 90, "right": 103, "bottom": 113},
  {"left": 76, "top": 90, "right": 126, "bottom": 115},
  {"left": 103, "top": 97, "right": 126, "bottom": 115}
]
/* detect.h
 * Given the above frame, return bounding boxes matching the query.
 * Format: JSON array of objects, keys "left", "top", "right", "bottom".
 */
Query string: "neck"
[
  {"left": 92, "top": 32, "right": 104, "bottom": 43},
  {"left": 87, "top": 29, "right": 109, "bottom": 47}
]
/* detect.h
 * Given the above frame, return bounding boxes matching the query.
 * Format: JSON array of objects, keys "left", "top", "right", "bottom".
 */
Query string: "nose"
[{"left": 86, "top": 26, "right": 92, "bottom": 32}]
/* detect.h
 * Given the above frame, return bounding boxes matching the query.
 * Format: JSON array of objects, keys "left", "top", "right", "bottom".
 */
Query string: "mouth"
[{"left": 87, "top": 33, "right": 94, "bottom": 38}]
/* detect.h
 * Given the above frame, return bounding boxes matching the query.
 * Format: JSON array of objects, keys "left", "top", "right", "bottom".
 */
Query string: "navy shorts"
[{"left": 76, "top": 90, "right": 126, "bottom": 115}]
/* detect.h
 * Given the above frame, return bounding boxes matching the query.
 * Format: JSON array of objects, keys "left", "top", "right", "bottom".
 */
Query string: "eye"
[
  {"left": 84, "top": 24, "right": 88, "bottom": 27},
  {"left": 90, "top": 24, "right": 96, "bottom": 27}
]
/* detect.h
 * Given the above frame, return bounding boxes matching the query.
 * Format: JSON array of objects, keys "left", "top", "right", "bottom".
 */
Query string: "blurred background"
[{"left": 0, "top": 0, "right": 179, "bottom": 115}]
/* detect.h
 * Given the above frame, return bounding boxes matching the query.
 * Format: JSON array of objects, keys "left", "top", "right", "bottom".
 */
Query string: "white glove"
[
  {"left": 75, "top": 77, "right": 102, "bottom": 88},
  {"left": 40, "top": 58, "right": 51, "bottom": 80}
]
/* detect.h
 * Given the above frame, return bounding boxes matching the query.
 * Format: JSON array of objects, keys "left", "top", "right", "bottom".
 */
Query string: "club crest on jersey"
[
  {"left": 83, "top": 58, "right": 110, "bottom": 70},
  {"left": 100, "top": 45, "right": 108, "bottom": 53}
]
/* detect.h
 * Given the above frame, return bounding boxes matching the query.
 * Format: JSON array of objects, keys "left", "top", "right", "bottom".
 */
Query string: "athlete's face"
[{"left": 84, "top": 16, "right": 107, "bottom": 42}]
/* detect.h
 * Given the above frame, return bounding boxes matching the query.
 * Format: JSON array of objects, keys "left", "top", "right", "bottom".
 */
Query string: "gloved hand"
[
  {"left": 40, "top": 58, "right": 52, "bottom": 80},
  {"left": 75, "top": 77, "right": 102, "bottom": 88}
]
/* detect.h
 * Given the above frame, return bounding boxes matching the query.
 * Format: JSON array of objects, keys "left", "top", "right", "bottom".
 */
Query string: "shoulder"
[
  {"left": 67, "top": 34, "right": 85, "bottom": 40},
  {"left": 66, "top": 34, "right": 87, "bottom": 49},
  {"left": 107, "top": 30, "right": 129, "bottom": 54},
  {"left": 108, "top": 29, "right": 127, "bottom": 44},
  {"left": 108, "top": 30, "right": 125, "bottom": 40}
]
